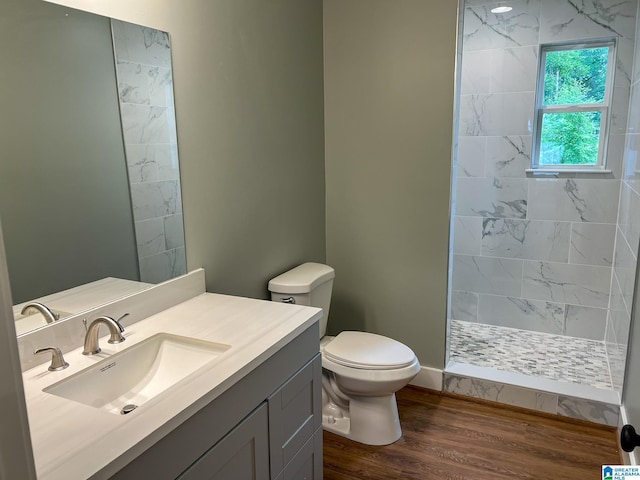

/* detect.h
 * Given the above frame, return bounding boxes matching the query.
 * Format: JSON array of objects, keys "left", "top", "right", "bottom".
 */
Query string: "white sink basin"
[{"left": 44, "top": 333, "right": 231, "bottom": 415}]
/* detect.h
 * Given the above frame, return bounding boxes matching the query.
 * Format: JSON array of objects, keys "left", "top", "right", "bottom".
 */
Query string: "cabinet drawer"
[
  {"left": 274, "top": 427, "right": 323, "bottom": 480},
  {"left": 178, "top": 403, "right": 269, "bottom": 480},
  {"left": 268, "top": 354, "right": 321, "bottom": 478}
]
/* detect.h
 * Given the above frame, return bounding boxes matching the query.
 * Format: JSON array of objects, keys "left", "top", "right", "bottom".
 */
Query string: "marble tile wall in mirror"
[{"left": 112, "top": 19, "right": 186, "bottom": 283}]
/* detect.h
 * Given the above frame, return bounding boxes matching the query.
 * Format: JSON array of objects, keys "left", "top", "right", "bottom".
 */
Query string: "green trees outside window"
[{"left": 536, "top": 44, "right": 613, "bottom": 168}]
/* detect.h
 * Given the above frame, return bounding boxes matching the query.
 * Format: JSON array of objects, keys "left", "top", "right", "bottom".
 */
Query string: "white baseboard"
[
  {"left": 620, "top": 405, "right": 637, "bottom": 465},
  {"left": 409, "top": 366, "right": 443, "bottom": 391}
]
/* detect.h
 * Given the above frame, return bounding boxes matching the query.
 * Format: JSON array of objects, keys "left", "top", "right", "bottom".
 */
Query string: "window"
[{"left": 532, "top": 40, "right": 616, "bottom": 172}]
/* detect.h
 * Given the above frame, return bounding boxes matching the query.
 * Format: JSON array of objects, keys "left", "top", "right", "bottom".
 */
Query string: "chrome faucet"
[
  {"left": 21, "top": 302, "right": 59, "bottom": 324},
  {"left": 82, "top": 316, "right": 125, "bottom": 355}
]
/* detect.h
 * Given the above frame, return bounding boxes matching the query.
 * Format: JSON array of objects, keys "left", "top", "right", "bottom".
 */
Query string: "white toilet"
[{"left": 268, "top": 262, "right": 420, "bottom": 446}]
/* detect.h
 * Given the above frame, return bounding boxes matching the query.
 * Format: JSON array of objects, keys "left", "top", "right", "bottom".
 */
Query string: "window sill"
[{"left": 525, "top": 168, "right": 613, "bottom": 175}]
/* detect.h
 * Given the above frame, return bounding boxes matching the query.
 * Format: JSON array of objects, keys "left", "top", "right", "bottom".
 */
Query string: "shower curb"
[{"left": 444, "top": 362, "right": 620, "bottom": 427}]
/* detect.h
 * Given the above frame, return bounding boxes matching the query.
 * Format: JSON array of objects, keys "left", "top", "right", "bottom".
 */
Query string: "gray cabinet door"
[
  {"left": 178, "top": 403, "right": 269, "bottom": 480},
  {"left": 269, "top": 354, "right": 322, "bottom": 478}
]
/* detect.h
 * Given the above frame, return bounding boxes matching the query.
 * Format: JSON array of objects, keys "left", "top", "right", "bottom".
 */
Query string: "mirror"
[{"left": 0, "top": 0, "right": 186, "bottom": 334}]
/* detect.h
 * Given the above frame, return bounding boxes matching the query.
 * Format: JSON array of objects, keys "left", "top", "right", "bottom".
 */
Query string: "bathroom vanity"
[
  {"left": 20, "top": 271, "right": 323, "bottom": 479},
  {"left": 112, "top": 323, "right": 322, "bottom": 480}
]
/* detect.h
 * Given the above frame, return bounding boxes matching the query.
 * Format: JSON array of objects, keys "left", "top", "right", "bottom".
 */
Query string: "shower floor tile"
[{"left": 449, "top": 320, "right": 613, "bottom": 391}]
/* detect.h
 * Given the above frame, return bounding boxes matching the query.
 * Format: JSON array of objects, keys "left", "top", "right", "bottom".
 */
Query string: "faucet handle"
[
  {"left": 108, "top": 315, "right": 126, "bottom": 344},
  {"left": 114, "top": 313, "right": 129, "bottom": 331},
  {"left": 35, "top": 347, "right": 69, "bottom": 371}
]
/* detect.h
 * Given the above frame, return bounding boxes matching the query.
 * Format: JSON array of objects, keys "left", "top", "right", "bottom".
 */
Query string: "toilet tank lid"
[{"left": 268, "top": 262, "right": 335, "bottom": 294}]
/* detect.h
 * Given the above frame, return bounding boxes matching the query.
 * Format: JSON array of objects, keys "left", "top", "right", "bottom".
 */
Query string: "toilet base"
[{"left": 322, "top": 393, "right": 402, "bottom": 445}]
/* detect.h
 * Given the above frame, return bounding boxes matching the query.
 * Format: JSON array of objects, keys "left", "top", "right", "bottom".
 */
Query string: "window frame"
[{"left": 530, "top": 39, "right": 617, "bottom": 173}]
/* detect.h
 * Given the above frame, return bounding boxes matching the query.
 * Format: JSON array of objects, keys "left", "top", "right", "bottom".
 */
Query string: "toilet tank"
[{"left": 268, "top": 263, "right": 335, "bottom": 338}]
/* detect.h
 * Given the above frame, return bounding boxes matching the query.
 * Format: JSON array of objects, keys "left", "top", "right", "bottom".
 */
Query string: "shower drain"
[{"left": 120, "top": 404, "right": 138, "bottom": 415}]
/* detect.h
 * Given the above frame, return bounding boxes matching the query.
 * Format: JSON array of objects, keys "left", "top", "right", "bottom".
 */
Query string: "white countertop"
[{"left": 22, "top": 292, "right": 322, "bottom": 480}]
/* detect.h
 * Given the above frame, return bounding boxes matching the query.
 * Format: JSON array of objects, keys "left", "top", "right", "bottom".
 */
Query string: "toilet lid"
[{"left": 323, "top": 331, "right": 416, "bottom": 370}]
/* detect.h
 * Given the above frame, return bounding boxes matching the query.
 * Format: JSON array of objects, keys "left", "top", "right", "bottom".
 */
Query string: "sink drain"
[{"left": 120, "top": 404, "right": 138, "bottom": 415}]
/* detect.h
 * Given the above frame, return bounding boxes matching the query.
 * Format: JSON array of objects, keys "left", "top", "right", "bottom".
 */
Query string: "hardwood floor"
[{"left": 323, "top": 386, "right": 622, "bottom": 480}]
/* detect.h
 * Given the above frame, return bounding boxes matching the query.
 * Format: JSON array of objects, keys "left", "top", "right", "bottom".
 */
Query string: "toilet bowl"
[{"left": 268, "top": 263, "right": 420, "bottom": 445}]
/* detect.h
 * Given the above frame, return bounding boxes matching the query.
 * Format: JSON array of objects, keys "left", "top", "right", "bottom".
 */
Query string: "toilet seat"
[{"left": 323, "top": 331, "right": 416, "bottom": 370}]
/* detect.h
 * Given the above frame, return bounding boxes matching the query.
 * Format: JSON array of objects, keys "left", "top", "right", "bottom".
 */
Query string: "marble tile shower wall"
[
  {"left": 607, "top": 0, "right": 640, "bottom": 393},
  {"left": 452, "top": 0, "right": 638, "bottom": 342},
  {"left": 111, "top": 20, "right": 187, "bottom": 283}
]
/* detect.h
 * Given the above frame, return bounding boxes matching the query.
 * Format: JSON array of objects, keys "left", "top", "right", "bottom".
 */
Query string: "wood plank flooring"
[{"left": 323, "top": 386, "right": 622, "bottom": 480}]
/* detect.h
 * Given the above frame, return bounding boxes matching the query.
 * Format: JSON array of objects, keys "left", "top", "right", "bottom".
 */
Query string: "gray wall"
[
  {"left": 174, "top": 0, "right": 326, "bottom": 298},
  {"left": 0, "top": 0, "right": 139, "bottom": 303},
  {"left": 323, "top": 0, "right": 457, "bottom": 368}
]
